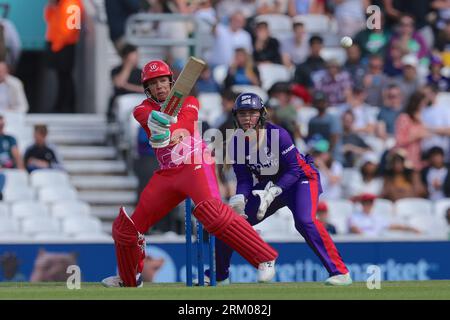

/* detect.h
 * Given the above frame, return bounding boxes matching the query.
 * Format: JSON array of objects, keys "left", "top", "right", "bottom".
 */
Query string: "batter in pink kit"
[{"left": 102, "top": 60, "right": 278, "bottom": 287}]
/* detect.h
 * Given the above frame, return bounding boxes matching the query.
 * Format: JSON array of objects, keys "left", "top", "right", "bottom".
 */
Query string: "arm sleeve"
[
  {"left": 233, "top": 163, "right": 254, "bottom": 199},
  {"left": 275, "top": 127, "right": 303, "bottom": 191},
  {"left": 133, "top": 102, "right": 152, "bottom": 137}
]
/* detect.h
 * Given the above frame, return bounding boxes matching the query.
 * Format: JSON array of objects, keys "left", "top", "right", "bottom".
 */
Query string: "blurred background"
[{"left": 0, "top": 0, "right": 449, "bottom": 284}]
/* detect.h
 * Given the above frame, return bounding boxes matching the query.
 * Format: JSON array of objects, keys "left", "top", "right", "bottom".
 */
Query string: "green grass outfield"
[{"left": 0, "top": 281, "right": 449, "bottom": 300}]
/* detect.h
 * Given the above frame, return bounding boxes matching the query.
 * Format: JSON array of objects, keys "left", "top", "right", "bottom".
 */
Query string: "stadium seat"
[
  {"left": 62, "top": 216, "right": 103, "bottom": 236},
  {"left": 39, "top": 187, "right": 78, "bottom": 204},
  {"left": 3, "top": 186, "right": 35, "bottom": 202},
  {"left": 0, "top": 217, "right": 20, "bottom": 235},
  {"left": 257, "top": 63, "right": 291, "bottom": 91},
  {"left": 30, "top": 169, "right": 71, "bottom": 189},
  {"left": 255, "top": 14, "right": 293, "bottom": 41},
  {"left": 198, "top": 92, "right": 223, "bottom": 126},
  {"left": 231, "top": 85, "right": 269, "bottom": 103},
  {"left": 114, "top": 93, "right": 146, "bottom": 149},
  {"left": 325, "top": 199, "right": 354, "bottom": 234},
  {"left": 255, "top": 207, "right": 296, "bottom": 239},
  {"left": 297, "top": 106, "right": 318, "bottom": 137},
  {"left": 293, "top": 14, "right": 331, "bottom": 34},
  {"left": 436, "top": 92, "right": 450, "bottom": 106},
  {"left": 433, "top": 198, "right": 450, "bottom": 224},
  {"left": 11, "top": 201, "right": 49, "bottom": 220},
  {"left": 0, "top": 202, "right": 9, "bottom": 218},
  {"left": 72, "top": 233, "right": 112, "bottom": 241},
  {"left": 320, "top": 47, "right": 347, "bottom": 66},
  {"left": 372, "top": 199, "right": 395, "bottom": 221},
  {"left": 22, "top": 216, "right": 60, "bottom": 237},
  {"left": 2, "top": 169, "right": 28, "bottom": 188},
  {"left": 51, "top": 201, "right": 91, "bottom": 219},
  {"left": 394, "top": 198, "right": 433, "bottom": 221},
  {"left": 212, "top": 64, "right": 228, "bottom": 86}
]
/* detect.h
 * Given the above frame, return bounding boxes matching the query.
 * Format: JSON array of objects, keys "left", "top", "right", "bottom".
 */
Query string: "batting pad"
[
  {"left": 193, "top": 199, "right": 278, "bottom": 268},
  {"left": 112, "top": 207, "right": 146, "bottom": 287}
]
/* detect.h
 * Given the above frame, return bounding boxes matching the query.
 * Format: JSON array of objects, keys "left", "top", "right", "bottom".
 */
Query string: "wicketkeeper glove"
[
  {"left": 229, "top": 194, "right": 248, "bottom": 219},
  {"left": 148, "top": 110, "right": 178, "bottom": 148},
  {"left": 252, "top": 181, "right": 282, "bottom": 220}
]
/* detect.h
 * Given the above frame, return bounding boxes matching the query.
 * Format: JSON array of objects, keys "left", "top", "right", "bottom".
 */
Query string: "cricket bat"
[{"left": 160, "top": 56, "right": 206, "bottom": 117}]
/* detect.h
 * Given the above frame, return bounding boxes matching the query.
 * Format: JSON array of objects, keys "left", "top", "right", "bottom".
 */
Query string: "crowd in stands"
[{"left": 105, "top": 0, "right": 450, "bottom": 237}]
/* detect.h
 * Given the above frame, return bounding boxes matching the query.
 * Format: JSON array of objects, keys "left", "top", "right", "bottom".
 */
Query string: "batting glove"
[
  {"left": 252, "top": 181, "right": 282, "bottom": 220},
  {"left": 148, "top": 111, "right": 177, "bottom": 148},
  {"left": 229, "top": 194, "right": 248, "bottom": 219}
]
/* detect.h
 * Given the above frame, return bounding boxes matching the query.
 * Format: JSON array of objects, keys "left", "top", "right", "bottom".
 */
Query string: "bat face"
[{"left": 161, "top": 57, "right": 206, "bottom": 116}]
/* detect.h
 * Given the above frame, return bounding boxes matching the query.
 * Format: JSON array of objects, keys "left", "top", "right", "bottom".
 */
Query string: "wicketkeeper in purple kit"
[{"left": 204, "top": 92, "right": 352, "bottom": 286}]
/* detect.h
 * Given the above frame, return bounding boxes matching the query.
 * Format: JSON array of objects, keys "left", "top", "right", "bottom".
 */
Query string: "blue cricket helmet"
[{"left": 232, "top": 92, "right": 267, "bottom": 128}]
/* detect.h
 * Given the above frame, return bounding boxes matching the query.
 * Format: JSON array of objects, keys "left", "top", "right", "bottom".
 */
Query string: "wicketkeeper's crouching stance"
[{"left": 102, "top": 60, "right": 278, "bottom": 287}]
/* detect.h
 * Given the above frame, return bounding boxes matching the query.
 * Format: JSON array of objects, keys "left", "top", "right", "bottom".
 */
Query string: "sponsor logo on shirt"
[{"left": 281, "top": 144, "right": 295, "bottom": 155}]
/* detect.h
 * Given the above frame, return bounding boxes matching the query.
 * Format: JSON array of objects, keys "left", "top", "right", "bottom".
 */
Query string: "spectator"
[
  {"left": 426, "top": 55, "right": 450, "bottom": 92},
  {"left": 45, "top": 0, "right": 84, "bottom": 113},
  {"left": 362, "top": 55, "right": 390, "bottom": 107},
  {"left": 380, "top": 148, "right": 427, "bottom": 201},
  {"left": 337, "top": 110, "right": 371, "bottom": 168},
  {"left": 224, "top": 48, "right": 261, "bottom": 89},
  {"left": 0, "top": 115, "right": 24, "bottom": 169},
  {"left": 307, "top": 90, "right": 341, "bottom": 152},
  {"left": 108, "top": 44, "right": 144, "bottom": 120},
  {"left": 196, "top": 64, "right": 221, "bottom": 94},
  {"left": 311, "top": 138, "right": 343, "bottom": 200},
  {"left": 332, "top": 0, "right": 369, "bottom": 37},
  {"left": 421, "top": 146, "right": 450, "bottom": 201},
  {"left": 215, "top": 0, "right": 258, "bottom": 22},
  {"left": 376, "top": 84, "right": 403, "bottom": 139},
  {"left": 354, "top": 11, "right": 391, "bottom": 59},
  {"left": 343, "top": 44, "right": 365, "bottom": 85},
  {"left": 287, "top": 0, "right": 326, "bottom": 16},
  {"left": 388, "top": 15, "right": 429, "bottom": 65},
  {"left": 422, "top": 84, "right": 450, "bottom": 157},
  {"left": 383, "top": 0, "right": 432, "bottom": 33},
  {"left": 206, "top": 11, "right": 253, "bottom": 67},
  {"left": 394, "top": 54, "right": 423, "bottom": 106},
  {"left": 435, "top": 19, "right": 450, "bottom": 52},
  {"left": 255, "top": 0, "right": 286, "bottom": 15},
  {"left": 431, "top": 1, "right": 450, "bottom": 31},
  {"left": 281, "top": 21, "right": 309, "bottom": 68},
  {"left": 252, "top": 21, "right": 282, "bottom": 65},
  {"left": 24, "top": 125, "right": 62, "bottom": 173},
  {"left": 345, "top": 152, "right": 383, "bottom": 198},
  {"left": 341, "top": 86, "right": 377, "bottom": 136},
  {"left": 268, "top": 82, "right": 300, "bottom": 140},
  {"left": 0, "top": 62, "right": 29, "bottom": 113},
  {"left": 349, "top": 193, "right": 421, "bottom": 236},
  {"left": 316, "top": 201, "right": 337, "bottom": 235},
  {"left": 313, "top": 59, "right": 352, "bottom": 106},
  {"left": 294, "top": 35, "right": 326, "bottom": 88},
  {"left": 384, "top": 41, "right": 406, "bottom": 77},
  {"left": 0, "top": 15, "right": 22, "bottom": 71},
  {"left": 104, "top": 0, "right": 141, "bottom": 53},
  {"left": 395, "top": 91, "right": 430, "bottom": 171}
]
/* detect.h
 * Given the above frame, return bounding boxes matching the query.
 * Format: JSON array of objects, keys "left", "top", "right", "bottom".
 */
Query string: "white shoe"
[
  {"left": 325, "top": 273, "right": 352, "bottom": 286},
  {"left": 257, "top": 260, "right": 276, "bottom": 283},
  {"left": 101, "top": 275, "right": 144, "bottom": 288},
  {"left": 193, "top": 275, "right": 230, "bottom": 286}
]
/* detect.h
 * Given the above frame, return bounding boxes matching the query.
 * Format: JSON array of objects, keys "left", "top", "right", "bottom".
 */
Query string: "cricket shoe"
[
  {"left": 325, "top": 273, "right": 352, "bottom": 286},
  {"left": 101, "top": 274, "right": 144, "bottom": 288},
  {"left": 193, "top": 275, "right": 230, "bottom": 286},
  {"left": 257, "top": 260, "right": 276, "bottom": 283}
]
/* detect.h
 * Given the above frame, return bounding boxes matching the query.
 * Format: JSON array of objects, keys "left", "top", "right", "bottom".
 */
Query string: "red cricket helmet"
[{"left": 141, "top": 60, "right": 173, "bottom": 84}]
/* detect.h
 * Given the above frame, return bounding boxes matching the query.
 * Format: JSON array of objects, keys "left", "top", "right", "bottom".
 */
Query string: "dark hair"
[
  {"left": 427, "top": 146, "right": 445, "bottom": 159},
  {"left": 221, "top": 88, "right": 239, "bottom": 101},
  {"left": 309, "top": 35, "right": 323, "bottom": 46},
  {"left": 34, "top": 124, "right": 48, "bottom": 136},
  {"left": 119, "top": 44, "right": 137, "bottom": 59},
  {"left": 404, "top": 91, "right": 426, "bottom": 122},
  {"left": 424, "top": 83, "right": 439, "bottom": 94},
  {"left": 293, "top": 21, "right": 304, "bottom": 29}
]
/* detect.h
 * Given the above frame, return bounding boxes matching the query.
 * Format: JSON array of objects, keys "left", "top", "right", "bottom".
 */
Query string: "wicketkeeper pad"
[
  {"left": 112, "top": 207, "right": 146, "bottom": 287},
  {"left": 193, "top": 198, "right": 278, "bottom": 267}
]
